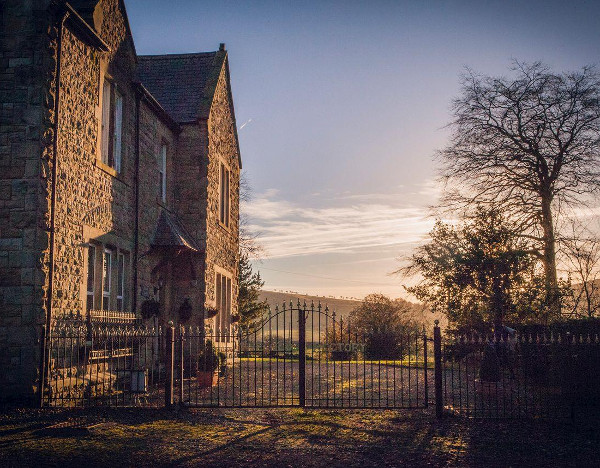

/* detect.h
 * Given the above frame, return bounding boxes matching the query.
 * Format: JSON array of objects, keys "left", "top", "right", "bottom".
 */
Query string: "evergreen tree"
[{"left": 238, "top": 251, "right": 269, "bottom": 329}]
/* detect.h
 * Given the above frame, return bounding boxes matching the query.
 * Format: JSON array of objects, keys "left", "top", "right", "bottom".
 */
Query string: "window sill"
[
  {"left": 218, "top": 221, "right": 232, "bottom": 233},
  {"left": 156, "top": 197, "right": 168, "bottom": 209},
  {"left": 94, "top": 158, "right": 123, "bottom": 180}
]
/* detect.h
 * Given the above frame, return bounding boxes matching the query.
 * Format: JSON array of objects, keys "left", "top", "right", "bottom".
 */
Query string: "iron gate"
[{"left": 180, "top": 302, "right": 431, "bottom": 408}]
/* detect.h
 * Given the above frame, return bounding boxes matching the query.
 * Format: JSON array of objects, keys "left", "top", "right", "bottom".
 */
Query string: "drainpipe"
[{"left": 40, "top": 6, "right": 69, "bottom": 406}]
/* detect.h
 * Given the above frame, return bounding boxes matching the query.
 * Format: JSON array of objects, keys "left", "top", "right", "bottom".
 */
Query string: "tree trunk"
[{"left": 540, "top": 193, "right": 560, "bottom": 321}]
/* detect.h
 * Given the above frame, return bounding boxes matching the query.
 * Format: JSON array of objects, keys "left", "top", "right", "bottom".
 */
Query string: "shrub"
[{"left": 198, "top": 340, "right": 225, "bottom": 373}]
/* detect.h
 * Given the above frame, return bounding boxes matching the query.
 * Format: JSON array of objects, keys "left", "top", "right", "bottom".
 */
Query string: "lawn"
[{"left": 0, "top": 407, "right": 598, "bottom": 467}]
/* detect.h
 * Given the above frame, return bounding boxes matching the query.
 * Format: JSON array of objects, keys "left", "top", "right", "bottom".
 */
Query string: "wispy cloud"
[
  {"left": 243, "top": 185, "right": 437, "bottom": 259},
  {"left": 239, "top": 118, "right": 253, "bottom": 130}
]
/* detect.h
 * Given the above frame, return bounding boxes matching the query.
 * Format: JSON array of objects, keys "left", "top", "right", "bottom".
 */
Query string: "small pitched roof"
[
  {"left": 137, "top": 50, "right": 226, "bottom": 123},
  {"left": 151, "top": 211, "right": 202, "bottom": 253}
]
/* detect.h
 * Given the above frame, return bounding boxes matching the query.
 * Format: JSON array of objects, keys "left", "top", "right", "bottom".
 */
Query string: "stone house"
[{"left": 0, "top": 0, "right": 241, "bottom": 402}]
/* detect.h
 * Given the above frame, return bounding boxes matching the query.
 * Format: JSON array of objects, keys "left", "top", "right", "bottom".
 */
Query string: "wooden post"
[
  {"left": 165, "top": 325, "right": 175, "bottom": 408},
  {"left": 434, "top": 320, "right": 443, "bottom": 418}
]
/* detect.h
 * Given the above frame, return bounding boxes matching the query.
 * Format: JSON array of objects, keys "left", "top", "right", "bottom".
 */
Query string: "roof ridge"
[{"left": 138, "top": 52, "right": 217, "bottom": 60}]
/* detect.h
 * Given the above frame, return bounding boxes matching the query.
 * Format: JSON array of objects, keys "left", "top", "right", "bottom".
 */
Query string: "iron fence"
[
  {"left": 43, "top": 323, "right": 164, "bottom": 407},
  {"left": 438, "top": 328, "right": 600, "bottom": 419},
  {"left": 180, "top": 302, "right": 430, "bottom": 408},
  {"left": 41, "top": 310, "right": 600, "bottom": 419}
]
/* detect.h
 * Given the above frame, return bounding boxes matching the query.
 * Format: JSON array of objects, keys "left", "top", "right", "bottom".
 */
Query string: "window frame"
[
  {"left": 219, "top": 162, "right": 231, "bottom": 228},
  {"left": 100, "top": 78, "right": 123, "bottom": 173},
  {"left": 102, "top": 248, "right": 113, "bottom": 311},
  {"left": 86, "top": 245, "right": 96, "bottom": 312},
  {"left": 116, "top": 252, "right": 125, "bottom": 312},
  {"left": 159, "top": 143, "right": 167, "bottom": 203},
  {"left": 215, "top": 272, "right": 232, "bottom": 342}
]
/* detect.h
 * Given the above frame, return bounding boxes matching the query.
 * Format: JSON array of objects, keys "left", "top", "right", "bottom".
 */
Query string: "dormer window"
[
  {"left": 101, "top": 79, "right": 123, "bottom": 172},
  {"left": 219, "top": 162, "right": 230, "bottom": 227}
]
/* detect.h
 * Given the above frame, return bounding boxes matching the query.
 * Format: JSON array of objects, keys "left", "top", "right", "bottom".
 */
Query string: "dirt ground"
[{"left": 0, "top": 406, "right": 598, "bottom": 467}]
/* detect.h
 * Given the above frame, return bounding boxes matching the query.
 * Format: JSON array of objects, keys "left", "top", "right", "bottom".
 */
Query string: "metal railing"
[{"left": 435, "top": 325, "right": 600, "bottom": 419}]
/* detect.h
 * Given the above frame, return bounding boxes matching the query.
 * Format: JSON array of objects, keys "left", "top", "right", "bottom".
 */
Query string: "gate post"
[
  {"left": 179, "top": 326, "right": 184, "bottom": 405},
  {"left": 433, "top": 320, "right": 443, "bottom": 418},
  {"left": 422, "top": 325, "right": 428, "bottom": 408},
  {"left": 165, "top": 325, "right": 175, "bottom": 408},
  {"left": 298, "top": 304, "right": 306, "bottom": 407},
  {"left": 38, "top": 324, "right": 47, "bottom": 408}
]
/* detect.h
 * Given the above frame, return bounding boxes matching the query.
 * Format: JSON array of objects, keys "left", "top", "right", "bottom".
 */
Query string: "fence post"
[
  {"left": 433, "top": 320, "right": 444, "bottom": 418},
  {"left": 179, "top": 327, "right": 184, "bottom": 405},
  {"left": 298, "top": 304, "right": 306, "bottom": 407},
  {"left": 423, "top": 325, "right": 428, "bottom": 408},
  {"left": 165, "top": 325, "right": 175, "bottom": 408},
  {"left": 38, "top": 324, "right": 47, "bottom": 408}
]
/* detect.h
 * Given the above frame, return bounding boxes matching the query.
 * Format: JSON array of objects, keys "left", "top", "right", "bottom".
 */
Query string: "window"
[
  {"left": 159, "top": 144, "right": 167, "bottom": 202},
  {"left": 85, "top": 242, "right": 130, "bottom": 314},
  {"left": 219, "top": 163, "right": 230, "bottom": 227},
  {"left": 215, "top": 272, "right": 232, "bottom": 342},
  {"left": 116, "top": 252, "right": 125, "bottom": 311},
  {"left": 86, "top": 245, "right": 96, "bottom": 312},
  {"left": 102, "top": 248, "right": 112, "bottom": 311},
  {"left": 100, "top": 79, "right": 123, "bottom": 172}
]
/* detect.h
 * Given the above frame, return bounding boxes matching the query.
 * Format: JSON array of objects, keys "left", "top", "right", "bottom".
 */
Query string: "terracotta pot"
[{"left": 197, "top": 370, "right": 218, "bottom": 388}]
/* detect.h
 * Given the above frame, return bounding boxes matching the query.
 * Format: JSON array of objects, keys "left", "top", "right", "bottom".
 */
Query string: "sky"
[{"left": 125, "top": 0, "right": 600, "bottom": 300}]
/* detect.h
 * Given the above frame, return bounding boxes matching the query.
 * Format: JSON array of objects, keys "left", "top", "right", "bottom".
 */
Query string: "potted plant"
[
  {"left": 197, "top": 340, "right": 223, "bottom": 388},
  {"left": 141, "top": 299, "right": 160, "bottom": 320}
]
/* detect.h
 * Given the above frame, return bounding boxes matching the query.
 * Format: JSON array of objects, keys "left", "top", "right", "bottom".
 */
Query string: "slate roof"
[
  {"left": 151, "top": 211, "right": 202, "bottom": 253},
  {"left": 137, "top": 51, "right": 225, "bottom": 123}
]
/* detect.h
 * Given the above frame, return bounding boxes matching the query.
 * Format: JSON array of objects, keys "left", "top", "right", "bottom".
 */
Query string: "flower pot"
[{"left": 197, "top": 370, "right": 218, "bottom": 388}]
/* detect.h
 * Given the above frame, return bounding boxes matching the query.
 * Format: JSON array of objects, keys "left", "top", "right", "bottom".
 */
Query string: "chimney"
[{"left": 219, "top": 43, "right": 226, "bottom": 51}]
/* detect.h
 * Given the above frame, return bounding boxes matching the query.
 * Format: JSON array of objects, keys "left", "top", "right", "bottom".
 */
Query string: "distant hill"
[
  {"left": 259, "top": 290, "right": 361, "bottom": 319},
  {"left": 259, "top": 290, "right": 446, "bottom": 330}
]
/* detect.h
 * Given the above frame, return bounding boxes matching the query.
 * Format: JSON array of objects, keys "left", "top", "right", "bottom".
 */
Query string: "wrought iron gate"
[{"left": 180, "top": 302, "right": 431, "bottom": 408}]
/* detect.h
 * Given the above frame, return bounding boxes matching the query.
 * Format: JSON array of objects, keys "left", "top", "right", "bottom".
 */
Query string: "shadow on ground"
[{"left": 0, "top": 407, "right": 598, "bottom": 467}]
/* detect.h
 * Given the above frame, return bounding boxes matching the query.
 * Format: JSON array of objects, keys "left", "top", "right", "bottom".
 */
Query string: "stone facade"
[{"left": 0, "top": 0, "right": 241, "bottom": 403}]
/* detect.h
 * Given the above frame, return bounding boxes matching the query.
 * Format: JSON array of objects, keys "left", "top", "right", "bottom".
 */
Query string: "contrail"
[{"left": 239, "top": 118, "right": 252, "bottom": 130}]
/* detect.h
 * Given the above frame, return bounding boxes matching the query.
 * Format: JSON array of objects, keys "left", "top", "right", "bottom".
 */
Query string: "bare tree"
[
  {"left": 239, "top": 172, "right": 265, "bottom": 259},
  {"left": 439, "top": 62, "right": 600, "bottom": 318},
  {"left": 562, "top": 223, "right": 600, "bottom": 318}
]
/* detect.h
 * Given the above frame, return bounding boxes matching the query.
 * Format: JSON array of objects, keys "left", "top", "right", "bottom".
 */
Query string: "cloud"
[
  {"left": 239, "top": 118, "right": 253, "bottom": 130},
  {"left": 243, "top": 185, "right": 436, "bottom": 259}
]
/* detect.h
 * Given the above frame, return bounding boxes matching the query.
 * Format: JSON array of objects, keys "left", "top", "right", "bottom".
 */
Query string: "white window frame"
[
  {"left": 116, "top": 252, "right": 125, "bottom": 312},
  {"left": 86, "top": 245, "right": 96, "bottom": 312},
  {"left": 100, "top": 79, "right": 123, "bottom": 172},
  {"left": 159, "top": 143, "right": 167, "bottom": 203},
  {"left": 101, "top": 80, "right": 111, "bottom": 166},
  {"left": 215, "top": 272, "right": 232, "bottom": 342},
  {"left": 113, "top": 89, "right": 123, "bottom": 172},
  {"left": 219, "top": 163, "right": 230, "bottom": 227},
  {"left": 102, "top": 248, "right": 112, "bottom": 311}
]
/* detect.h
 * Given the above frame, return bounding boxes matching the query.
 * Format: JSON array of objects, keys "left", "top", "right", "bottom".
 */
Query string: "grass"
[
  {"left": 1, "top": 406, "right": 598, "bottom": 467},
  {"left": 239, "top": 357, "right": 435, "bottom": 368}
]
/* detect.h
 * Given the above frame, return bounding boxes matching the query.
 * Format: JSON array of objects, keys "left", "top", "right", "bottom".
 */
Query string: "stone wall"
[
  {"left": 0, "top": 0, "right": 242, "bottom": 402},
  {"left": 0, "top": 0, "right": 54, "bottom": 402},
  {"left": 204, "top": 63, "right": 241, "bottom": 314}
]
